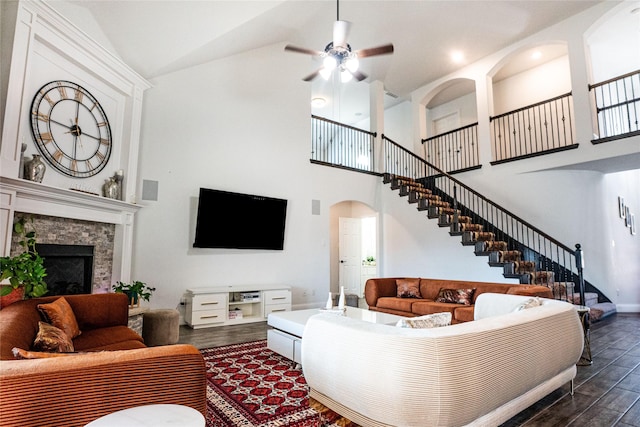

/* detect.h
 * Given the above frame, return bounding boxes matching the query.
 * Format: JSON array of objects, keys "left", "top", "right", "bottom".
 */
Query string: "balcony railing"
[
  {"left": 421, "top": 123, "right": 480, "bottom": 174},
  {"left": 311, "top": 115, "right": 376, "bottom": 173},
  {"left": 490, "top": 92, "right": 577, "bottom": 165},
  {"left": 589, "top": 69, "right": 640, "bottom": 143}
]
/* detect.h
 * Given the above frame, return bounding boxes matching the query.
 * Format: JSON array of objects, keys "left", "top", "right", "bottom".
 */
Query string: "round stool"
[{"left": 142, "top": 309, "right": 179, "bottom": 346}]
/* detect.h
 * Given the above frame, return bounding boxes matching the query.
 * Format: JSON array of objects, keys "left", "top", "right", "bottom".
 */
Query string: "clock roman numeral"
[
  {"left": 34, "top": 112, "right": 49, "bottom": 122},
  {"left": 40, "top": 91, "right": 55, "bottom": 107},
  {"left": 52, "top": 150, "right": 63, "bottom": 163},
  {"left": 95, "top": 151, "right": 105, "bottom": 161},
  {"left": 40, "top": 132, "right": 54, "bottom": 142},
  {"left": 100, "top": 138, "right": 110, "bottom": 145},
  {"left": 74, "top": 89, "right": 83, "bottom": 102},
  {"left": 70, "top": 159, "right": 77, "bottom": 172},
  {"left": 56, "top": 83, "right": 68, "bottom": 99},
  {"left": 97, "top": 122, "right": 108, "bottom": 127},
  {"left": 85, "top": 159, "right": 93, "bottom": 170}
]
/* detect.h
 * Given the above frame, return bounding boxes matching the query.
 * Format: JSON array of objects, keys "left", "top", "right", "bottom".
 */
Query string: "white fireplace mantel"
[
  {"left": 0, "top": 176, "right": 141, "bottom": 284},
  {"left": 1, "top": 177, "right": 141, "bottom": 225}
]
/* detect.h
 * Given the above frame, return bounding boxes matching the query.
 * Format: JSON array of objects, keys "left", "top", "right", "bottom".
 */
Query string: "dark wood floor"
[{"left": 178, "top": 313, "right": 640, "bottom": 427}]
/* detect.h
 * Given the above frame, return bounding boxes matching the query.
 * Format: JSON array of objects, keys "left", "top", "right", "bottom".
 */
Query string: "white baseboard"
[{"left": 616, "top": 304, "right": 640, "bottom": 313}]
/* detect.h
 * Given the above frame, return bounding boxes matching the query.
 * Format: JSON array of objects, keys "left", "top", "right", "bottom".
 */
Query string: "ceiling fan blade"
[
  {"left": 333, "top": 20, "right": 351, "bottom": 49},
  {"left": 350, "top": 69, "right": 367, "bottom": 82},
  {"left": 355, "top": 43, "right": 394, "bottom": 58},
  {"left": 302, "top": 69, "right": 322, "bottom": 82},
  {"left": 285, "top": 44, "right": 323, "bottom": 56}
]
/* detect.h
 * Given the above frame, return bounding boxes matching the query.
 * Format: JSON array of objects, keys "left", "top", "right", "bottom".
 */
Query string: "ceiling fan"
[{"left": 285, "top": 0, "right": 394, "bottom": 83}]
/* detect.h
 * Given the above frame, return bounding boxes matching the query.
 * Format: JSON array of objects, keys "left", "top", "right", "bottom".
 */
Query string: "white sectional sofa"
[{"left": 301, "top": 293, "right": 584, "bottom": 427}]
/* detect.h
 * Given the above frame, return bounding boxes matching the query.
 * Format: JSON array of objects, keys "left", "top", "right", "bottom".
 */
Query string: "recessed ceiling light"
[
  {"left": 311, "top": 97, "right": 326, "bottom": 108},
  {"left": 531, "top": 50, "right": 542, "bottom": 60},
  {"left": 451, "top": 51, "right": 464, "bottom": 63}
]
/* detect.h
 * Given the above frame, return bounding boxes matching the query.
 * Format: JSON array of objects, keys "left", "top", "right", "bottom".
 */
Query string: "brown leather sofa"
[
  {"left": 0, "top": 293, "right": 206, "bottom": 427},
  {"left": 365, "top": 277, "right": 553, "bottom": 323}
]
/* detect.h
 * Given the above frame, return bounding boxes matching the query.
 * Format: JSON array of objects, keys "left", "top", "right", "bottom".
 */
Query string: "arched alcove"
[{"left": 488, "top": 42, "right": 570, "bottom": 115}]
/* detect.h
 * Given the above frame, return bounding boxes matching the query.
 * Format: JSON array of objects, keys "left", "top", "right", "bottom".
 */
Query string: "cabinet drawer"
[
  {"left": 264, "top": 290, "right": 291, "bottom": 305},
  {"left": 191, "top": 294, "right": 226, "bottom": 311},
  {"left": 265, "top": 303, "right": 290, "bottom": 316},
  {"left": 267, "top": 329, "right": 296, "bottom": 360},
  {"left": 189, "top": 308, "right": 226, "bottom": 325}
]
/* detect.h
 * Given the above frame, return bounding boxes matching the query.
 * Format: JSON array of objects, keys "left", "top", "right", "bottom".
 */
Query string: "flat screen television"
[{"left": 193, "top": 188, "right": 288, "bottom": 250}]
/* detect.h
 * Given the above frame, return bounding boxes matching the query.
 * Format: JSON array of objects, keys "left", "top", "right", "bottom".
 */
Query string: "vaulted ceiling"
[{"left": 61, "top": 0, "right": 602, "bottom": 100}]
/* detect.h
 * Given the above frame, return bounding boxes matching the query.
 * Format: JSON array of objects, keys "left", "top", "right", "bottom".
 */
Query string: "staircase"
[{"left": 383, "top": 171, "right": 617, "bottom": 322}]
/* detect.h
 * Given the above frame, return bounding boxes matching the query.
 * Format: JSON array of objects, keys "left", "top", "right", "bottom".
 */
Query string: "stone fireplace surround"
[{"left": 11, "top": 213, "right": 115, "bottom": 293}]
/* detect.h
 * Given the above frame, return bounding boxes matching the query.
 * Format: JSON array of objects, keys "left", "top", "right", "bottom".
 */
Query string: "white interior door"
[{"left": 339, "top": 217, "right": 361, "bottom": 296}]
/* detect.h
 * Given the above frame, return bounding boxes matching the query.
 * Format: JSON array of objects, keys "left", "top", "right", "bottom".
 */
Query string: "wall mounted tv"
[{"left": 193, "top": 188, "right": 288, "bottom": 250}]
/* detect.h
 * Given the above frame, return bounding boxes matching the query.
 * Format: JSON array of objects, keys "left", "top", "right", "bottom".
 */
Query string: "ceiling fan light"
[
  {"left": 345, "top": 56, "right": 359, "bottom": 72},
  {"left": 323, "top": 55, "right": 337, "bottom": 71},
  {"left": 320, "top": 67, "right": 333, "bottom": 80},
  {"left": 340, "top": 69, "right": 353, "bottom": 83}
]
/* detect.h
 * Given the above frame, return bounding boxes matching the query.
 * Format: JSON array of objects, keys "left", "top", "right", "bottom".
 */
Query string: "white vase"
[
  {"left": 338, "top": 286, "right": 345, "bottom": 309},
  {"left": 325, "top": 292, "right": 332, "bottom": 309}
]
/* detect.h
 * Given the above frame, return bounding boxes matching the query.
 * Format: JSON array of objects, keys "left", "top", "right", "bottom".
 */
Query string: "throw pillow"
[
  {"left": 396, "top": 312, "right": 452, "bottom": 328},
  {"left": 514, "top": 297, "right": 542, "bottom": 312},
  {"left": 396, "top": 278, "right": 421, "bottom": 298},
  {"left": 32, "top": 321, "right": 75, "bottom": 353},
  {"left": 37, "top": 297, "right": 81, "bottom": 339},
  {"left": 435, "top": 288, "right": 476, "bottom": 305},
  {"left": 13, "top": 347, "right": 76, "bottom": 359}
]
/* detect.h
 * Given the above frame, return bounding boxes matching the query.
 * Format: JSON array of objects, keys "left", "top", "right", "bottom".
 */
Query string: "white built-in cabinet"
[{"left": 185, "top": 285, "right": 291, "bottom": 329}]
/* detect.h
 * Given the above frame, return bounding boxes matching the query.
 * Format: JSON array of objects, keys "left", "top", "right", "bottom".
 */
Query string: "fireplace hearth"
[{"left": 36, "top": 244, "right": 94, "bottom": 295}]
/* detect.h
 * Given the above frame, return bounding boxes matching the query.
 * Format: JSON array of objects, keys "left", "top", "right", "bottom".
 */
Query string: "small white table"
[
  {"left": 85, "top": 404, "right": 205, "bottom": 427},
  {"left": 267, "top": 306, "right": 403, "bottom": 363}
]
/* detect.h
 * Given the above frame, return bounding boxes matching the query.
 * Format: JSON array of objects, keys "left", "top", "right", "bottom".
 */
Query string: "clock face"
[{"left": 30, "top": 80, "right": 112, "bottom": 178}]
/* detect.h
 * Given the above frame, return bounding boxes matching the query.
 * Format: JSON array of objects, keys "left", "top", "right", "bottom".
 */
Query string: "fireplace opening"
[{"left": 35, "top": 244, "right": 94, "bottom": 295}]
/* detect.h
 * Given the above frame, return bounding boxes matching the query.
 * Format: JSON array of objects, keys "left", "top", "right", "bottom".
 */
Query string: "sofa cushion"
[
  {"left": 376, "top": 297, "right": 415, "bottom": 313},
  {"left": 396, "top": 278, "right": 421, "bottom": 298},
  {"left": 410, "top": 301, "right": 458, "bottom": 316},
  {"left": 33, "top": 321, "right": 75, "bottom": 352},
  {"left": 453, "top": 306, "right": 475, "bottom": 323},
  {"left": 37, "top": 297, "right": 81, "bottom": 339},
  {"left": 73, "top": 326, "right": 144, "bottom": 352},
  {"left": 396, "top": 312, "right": 451, "bottom": 328},
  {"left": 435, "top": 288, "right": 475, "bottom": 305}
]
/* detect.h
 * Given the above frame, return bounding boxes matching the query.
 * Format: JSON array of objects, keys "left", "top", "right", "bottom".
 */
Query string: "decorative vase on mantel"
[
  {"left": 24, "top": 154, "right": 46, "bottom": 183},
  {"left": 103, "top": 177, "right": 119, "bottom": 200}
]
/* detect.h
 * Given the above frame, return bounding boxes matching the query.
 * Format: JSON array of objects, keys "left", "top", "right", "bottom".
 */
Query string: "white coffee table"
[
  {"left": 85, "top": 404, "right": 204, "bottom": 427},
  {"left": 267, "top": 306, "right": 403, "bottom": 364}
]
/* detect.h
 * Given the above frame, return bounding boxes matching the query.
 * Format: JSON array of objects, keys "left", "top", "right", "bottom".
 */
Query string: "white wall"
[
  {"left": 427, "top": 91, "right": 478, "bottom": 134},
  {"left": 493, "top": 56, "right": 572, "bottom": 115}
]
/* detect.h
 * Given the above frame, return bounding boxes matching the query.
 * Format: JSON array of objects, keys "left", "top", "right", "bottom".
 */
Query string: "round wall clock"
[{"left": 30, "top": 80, "right": 112, "bottom": 178}]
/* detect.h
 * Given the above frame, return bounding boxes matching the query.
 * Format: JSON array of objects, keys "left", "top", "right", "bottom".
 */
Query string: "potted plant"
[
  {"left": 112, "top": 280, "right": 155, "bottom": 308},
  {"left": 0, "top": 217, "right": 48, "bottom": 307}
]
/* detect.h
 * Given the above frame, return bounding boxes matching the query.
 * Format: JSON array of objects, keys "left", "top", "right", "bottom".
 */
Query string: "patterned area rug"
[{"left": 201, "top": 340, "right": 358, "bottom": 427}]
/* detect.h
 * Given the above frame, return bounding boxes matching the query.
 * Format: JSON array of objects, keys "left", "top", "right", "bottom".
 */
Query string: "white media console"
[{"left": 184, "top": 285, "right": 291, "bottom": 328}]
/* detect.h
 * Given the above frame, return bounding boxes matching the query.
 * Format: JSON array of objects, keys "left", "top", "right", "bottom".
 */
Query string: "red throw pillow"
[
  {"left": 435, "top": 288, "right": 476, "bottom": 305},
  {"left": 396, "top": 278, "right": 421, "bottom": 298}
]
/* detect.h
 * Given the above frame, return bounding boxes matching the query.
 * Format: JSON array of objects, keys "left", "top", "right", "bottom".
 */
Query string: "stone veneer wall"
[{"left": 10, "top": 213, "right": 115, "bottom": 293}]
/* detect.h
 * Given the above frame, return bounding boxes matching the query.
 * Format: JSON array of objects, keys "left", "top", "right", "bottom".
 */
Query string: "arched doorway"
[{"left": 329, "top": 200, "right": 378, "bottom": 300}]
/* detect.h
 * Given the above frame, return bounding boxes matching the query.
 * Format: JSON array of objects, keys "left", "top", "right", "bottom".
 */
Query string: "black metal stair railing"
[
  {"left": 382, "top": 135, "right": 603, "bottom": 305},
  {"left": 421, "top": 123, "right": 481, "bottom": 174},
  {"left": 310, "top": 115, "right": 377, "bottom": 173},
  {"left": 489, "top": 92, "right": 577, "bottom": 165},
  {"left": 589, "top": 69, "right": 640, "bottom": 144}
]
